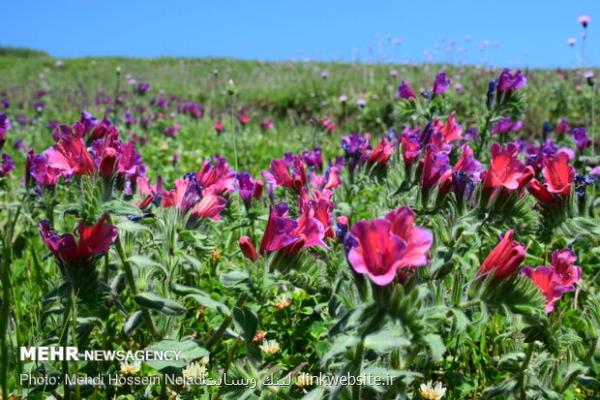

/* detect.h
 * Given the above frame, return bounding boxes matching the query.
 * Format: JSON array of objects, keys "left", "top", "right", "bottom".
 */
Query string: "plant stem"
[
  {"left": 111, "top": 222, "right": 159, "bottom": 340},
  {"left": 351, "top": 339, "right": 365, "bottom": 400},
  {"left": 518, "top": 342, "right": 534, "bottom": 400}
]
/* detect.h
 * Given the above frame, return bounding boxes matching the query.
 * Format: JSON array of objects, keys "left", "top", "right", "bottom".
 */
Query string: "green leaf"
[
  {"left": 232, "top": 306, "right": 258, "bottom": 342},
  {"left": 124, "top": 311, "right": 144, "bottom": 335},
  {"left": 185, "top": 292, "right": 231, "bottom": 316},
  {"left": 364, "top": 329, "right": 411, "bottom": 353},
  {"left": 145, "top": 340, "right": 208, "bottom": 371},
  {"left": 134, "top": 292, "right": 186, "bottom": 316},
  {"left": 423, "top": 333, "right": 446, "bottom": 362},
  {"left": 220, "top": 270, "right": 250, "bottom": 287}
]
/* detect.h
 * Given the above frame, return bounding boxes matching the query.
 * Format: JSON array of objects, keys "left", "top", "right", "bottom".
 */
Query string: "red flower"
[
  {"left": 483, "top": 143, "right": 534, "bottom": 190},
  {"left": 368, "top": 138, "right": 393, "bottom": 166},
  {"left": 346, "top": 207, "right": 432, "bottom": 286},
  {"left": 433, "top": 112, "right": 463, "bottom": 143},
  {"left": 521, "top": 266, "right": 573, "bottom": 313},
  {"left": 46, "top": 125, "right": 95, "bottom": 176},
  {"left": 239, "top": 236, "right": 258, "bottom": 261},
  {"left": 40, "top": 214, "right": 118, "bottom": 266},
  {"left": 478, "top": 230, "right": 526, "bottom": 280},
  {"left": 542, "top": 152, "right": 574, "bottom": 196},
  {"left": 527, "top": 179, "right": 556, "bottom": 204}
]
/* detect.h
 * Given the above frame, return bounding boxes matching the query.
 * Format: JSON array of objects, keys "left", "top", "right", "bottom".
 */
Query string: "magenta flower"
[
  {"left": 522, "top": 248, "right": 581, "bottom": 313},
  {"left": 260, "top": 119, "right": 274, "bottom": 130},
  {"left": 555, "top": 117, "right": 570, "bottom": 134},
  {"left": 346, "top": 207, "right": 432, "bottom": 286},
  {"left": 196, "top": 155, "right": 236, "bottom": 194},
  {"left": 401, "top": 129, "right": 421, "bottom": 166},
  {"left": 27, "top": 151, "right": 62, "bottom": 186},
  {"left": 550, "top": 249, "right": 581, "bottom": 287},
  {"left": 259, "top": 202, "right": 326, "bottom": 255}
]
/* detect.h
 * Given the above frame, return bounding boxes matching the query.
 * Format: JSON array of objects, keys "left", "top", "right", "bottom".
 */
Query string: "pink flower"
[
  {"left": 196, "top": 155, "right": 236, "bottom": 194},
  {"left": 522, "top": 248, "right": 581, "bottom": 313},
  {"left": 259, "top": 202, "right": 327, "bottom": 255},
  {"left": 346, "top": 207, "right": 432, "bottom": 286},
  {"left": 191, "top": 191, "right": 227, "bottom": 220},
  {"left": 522, "top": 266, "right": 573, "bottom": 313}
]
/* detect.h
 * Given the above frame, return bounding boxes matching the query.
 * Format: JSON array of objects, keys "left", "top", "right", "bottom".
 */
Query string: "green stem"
[
  {"left": 351, "top": 339, "right": 365, "bottom": 400},
  {"left": 111, "top": 222, "right": 159, "bottom": 340},
  {"left": 518, "top": 342, "right": 534, "bottom": 400}
]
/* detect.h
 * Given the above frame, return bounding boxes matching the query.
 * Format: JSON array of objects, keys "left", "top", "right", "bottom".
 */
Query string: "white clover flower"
[
  {"left": 259, "top": 339, "right": 281, "bottom": 355},
  {"left": 119, "top": 360, "right": 141, "bottom": 375},
  {"left": 419, "top": 380, "right": 447, "bottom": 400}
]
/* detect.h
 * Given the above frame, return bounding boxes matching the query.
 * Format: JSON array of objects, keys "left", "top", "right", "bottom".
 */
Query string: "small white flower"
[
  {"left": 182, "top": 359, "right": 208, "bottom": 381},
  {"left": 119, "top": 360, "right": 141, "bottom": 375},
  {"left": 419, "top": 380, "right": 447, "bottom": 400},
  {"left": 259, "top": 339, "right": 281, "bottom": 355}
]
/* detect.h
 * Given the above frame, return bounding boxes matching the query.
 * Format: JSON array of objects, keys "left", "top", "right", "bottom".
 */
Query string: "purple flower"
[
  {"left": 432, "top": 72, "right": 451, "bottom": 96},
  {"left": 421, "top": 144, "right": 450, "bottom": 190},
  {"left": 497, "top": 69, "right": 527, "bottom": 93},
  {"left": 452, "top": 171, "right": 475, "bottom": 203},
  {"left": 302, "top": 147, "right": 323, "bottom": 171},
  {"left": 179, "top": 102, "right": 204, "bottom": 119},
  {"left": 80, "top": 111, "right": 99, "bottom": 134},
  {"left": 491, "top": 116, "right": 523, "bottom": 135},
  {"left": 464, "top": 127, "right": 479, "bottom": 141},
  {"left": 1, "top": 98, "right": 9, "bottom": 109},
  {"left": 137, "top": 82, "right": 150, "bottom": 95},
  {"left": 0, "top": 113, "right": 11, "bottom": 149},
  {"left": 341, "top": 134, "right": 370, "bottom": 172},
  {"left": 15, "top": 115, "right": 29, "bottom": 126},
  {"left": 164, "top": 123, "right": 181, "bottom": 138},
  {"left": 572, "top": 127, "right": 591, "bottom": 150},
  {"left": 236, "top": 172, "right": 263, "bottom": 209},
  {"left": 0, "top": 153, "right": 15, "bottom": 177},
  {"left": 396, "top": 80, "right": 416, "bottom": 99}
]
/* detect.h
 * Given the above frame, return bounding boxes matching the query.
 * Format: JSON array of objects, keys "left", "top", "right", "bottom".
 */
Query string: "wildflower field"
[{"left": 0, "top": 53, "right": 599, "bottom": 400}]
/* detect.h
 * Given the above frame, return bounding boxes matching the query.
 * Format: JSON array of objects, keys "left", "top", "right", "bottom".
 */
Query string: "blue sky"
[{"left": 3, "top": 0, "right": 599, "bottom": 67}]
